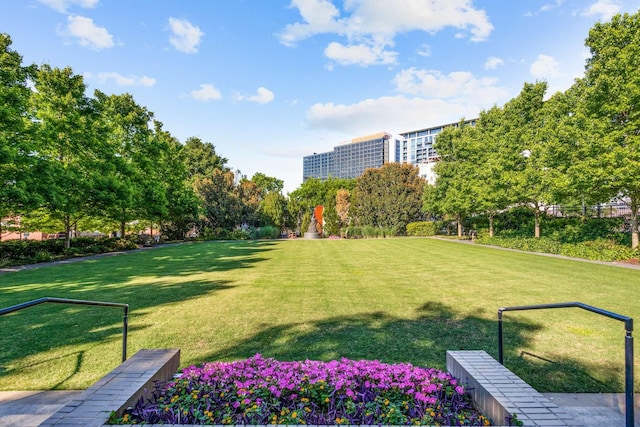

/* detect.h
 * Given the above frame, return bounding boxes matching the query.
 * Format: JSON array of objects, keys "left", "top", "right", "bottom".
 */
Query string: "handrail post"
[
  {"left": 122, "top": 305, "right": 129, "bottom": 362},
  {"left": 1, "top": 297, "right": 129, "bottom": 364},
  {"left": 625, "top": 325, "right": 634, "bottom": 427},
  {"left": 498, "top": 308, "right": 504, "bottom": 365},
  {"left": 498, "top": 302, "right": 634, "bottom": 427}
]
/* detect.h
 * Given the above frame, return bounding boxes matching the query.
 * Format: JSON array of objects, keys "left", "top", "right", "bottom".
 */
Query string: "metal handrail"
[
  {"left": 0, "top": 297, "right": 129, "bottom": 362},
  {"left": 498, "top": 302, "right": 634, "bottom": 427}
]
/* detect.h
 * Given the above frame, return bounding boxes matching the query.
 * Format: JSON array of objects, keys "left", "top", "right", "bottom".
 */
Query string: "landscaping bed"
[{"left": 114, "top": 354, "right": 490, "bottom": 426}]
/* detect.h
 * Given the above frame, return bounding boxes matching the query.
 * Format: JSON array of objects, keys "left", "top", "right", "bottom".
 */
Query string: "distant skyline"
[{"left": 3, "top": 0, "right": 640, "bottom": 192}]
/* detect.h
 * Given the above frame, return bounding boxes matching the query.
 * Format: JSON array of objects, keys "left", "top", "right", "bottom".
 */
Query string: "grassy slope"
[{"left": 0, "top": 238, "right": 638, "bottom": 393}]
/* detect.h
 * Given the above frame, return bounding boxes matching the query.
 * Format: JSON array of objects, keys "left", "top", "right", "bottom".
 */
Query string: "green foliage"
[
  {"left": 251, "top": 225, "right": 280, "bottom": 240},
  {"left": 406, "top": 221, "right": 438, "bottom": 236},
  {"left": 352, "top": 163, "right": 425, "bottom": 234},
  {"left": 182, "top": 136, "right": 229, "bottom": 181},
  {"left": 579, "top": 11, "right": 640, "bottom": 247},
  {"left": 475, "top": 235, "right": 639, "bottom": 262},
  {"left": 344, "top": 225, "right": 396, "bottom": 238},
  {"left": 259, "top": 192, "right": 287, "bottom": 229},
  {"left": 0, "top": 237, "right": 137, "bottom": 267},
  {"left": 251, "top": 172, "right": 284, "bottom": 198},
  {"left": 289, "top": 178, "right": 356, "bottom": 229}
]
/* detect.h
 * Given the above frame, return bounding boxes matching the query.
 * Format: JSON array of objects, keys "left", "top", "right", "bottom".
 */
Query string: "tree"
[
  {"left": 260, "top": 191, "right": 287, "bottom": 230},
  {"left": 423, "top": 123, "right": 478, "bottom": 237},
  {"left": 289, "top": 177, "right": 355, "bottom": 230},
  {"left": 195, "top": 168, "right": 241, "bottom": 232},
  {"left": 500, "top": 82, "right": 552, "bottom": 238},
  {"left": 579, "top": 11, "right": 640, "bottom": 248},
  {"left": 352, "top": 163, "right": 425, "bottom": 234},
  {"left": 94, "top": 91, "right": 154, "bottom": 238},
  {"left": 29, "top": 65, "right": 103, "bottom": 248},
  {"left": 0, "top": 34, "right": 38, "bottom": 239},
  {"left": 335, "top": 188, "right": 351, "bottom": 227},
  {"left": 182, "top": 137, "right": 228, "bottom": 181},
  {"left": 237, "top": 179, "right": 261, "bottom": 227},
  {"left": 251, "top": 172, "right": 283, "bottom": 198}
]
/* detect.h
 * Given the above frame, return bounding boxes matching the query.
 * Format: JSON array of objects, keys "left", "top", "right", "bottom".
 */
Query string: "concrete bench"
[
  {"left": 447, "top": 350, "right": 576, "bottom": 426},
  {"left": 40, "top": 348, "right": 180, "bottom": 427}
]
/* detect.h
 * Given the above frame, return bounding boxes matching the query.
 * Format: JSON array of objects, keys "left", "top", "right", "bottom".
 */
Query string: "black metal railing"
[
  {"left": 498, "top": 302, "right": 634, "bottom": 427},
  {"left": 0, "top": 297, "right": 129, "bottom": 362}
]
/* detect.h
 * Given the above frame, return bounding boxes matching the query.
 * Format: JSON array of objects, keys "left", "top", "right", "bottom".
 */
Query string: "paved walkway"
[
  {"left": 0, "top": 391, "right": 638, "bottom": 426},
  {"left": 0, "top": 391, "right": 81, "bottom": 427},
  {"left": 0, "top": 243, "right": 176, "bottom": 275},
  {"left": 543, "top": 393, "right": 640, "bottom": 426}
]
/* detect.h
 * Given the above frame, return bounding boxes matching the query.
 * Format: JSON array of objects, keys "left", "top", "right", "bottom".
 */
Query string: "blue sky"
[{"left": 3, "top": 0, "right": 640, "bottom": 193}]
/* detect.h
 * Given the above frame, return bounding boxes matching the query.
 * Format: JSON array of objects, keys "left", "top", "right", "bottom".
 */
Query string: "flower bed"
[{"left": 120, "top": 354, "right": 490, "bottom": 425}]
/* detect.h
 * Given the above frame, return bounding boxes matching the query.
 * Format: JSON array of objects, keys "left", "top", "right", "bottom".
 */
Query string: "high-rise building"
[
  {"left": 399, "top": 119, "right": 477, "bottom": 165},
  {"left": 303, "top": 132, "right": 394, "bottom": 181},
  {"left": 399, "top": 119, "right": 477, "bottom": 183}
]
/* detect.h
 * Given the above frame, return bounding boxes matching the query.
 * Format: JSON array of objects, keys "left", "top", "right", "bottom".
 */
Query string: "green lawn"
[{"left": 1, "top": 238, "right": 638, "bottom": 393}]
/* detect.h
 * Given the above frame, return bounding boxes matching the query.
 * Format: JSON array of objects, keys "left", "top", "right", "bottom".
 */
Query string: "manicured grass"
[{"left": 0, "top": 238, "right": 638, "bottom": 393}]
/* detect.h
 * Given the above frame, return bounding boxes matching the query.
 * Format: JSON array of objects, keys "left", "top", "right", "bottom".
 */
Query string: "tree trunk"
[
  {"left": 631, "top": 196, "right": 639, "bottom": 249},
  {"left": 120, "top": 219, "right": 126, "bottom": 240},
  {"left": 488, "top": 213, "right": 494, "bottom": 238},
  {"left": 534, "top": 211, "right": 541, "bottom": 239},
  {"left": 64, "top": 216, "right": 72, "bottom": 249},
  {"left": 457, "top": 214, "right": 463, "bottom": 238}
]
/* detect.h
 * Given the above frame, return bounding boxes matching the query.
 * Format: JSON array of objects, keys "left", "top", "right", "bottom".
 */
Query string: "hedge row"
[{"left": 0, "top": 237, "right": 138, "bottom": 267}]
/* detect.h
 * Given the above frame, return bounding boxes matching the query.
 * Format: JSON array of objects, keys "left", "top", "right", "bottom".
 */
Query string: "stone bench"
[{"left": 447, "top": 350, "right": 576, "bottom": 426}]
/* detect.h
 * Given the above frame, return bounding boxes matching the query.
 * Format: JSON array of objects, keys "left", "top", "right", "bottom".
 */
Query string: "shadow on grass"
[
  {"left": 200, "top": 301, "right": 623, "bottom": 393},
  {"left": 0, "top": 241, "right": 275, "bottom": 382}
]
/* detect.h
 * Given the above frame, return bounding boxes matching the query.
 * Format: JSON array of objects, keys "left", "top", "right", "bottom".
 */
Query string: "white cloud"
[
  {"left": 37, "top": 0, "right": 98, "bottom": 13},
  {"left": 168, "top": 17, "right": 204, "bottom": 53},
  {"left": 393, "top": 68, "right": 508, "bottom": 105},
  {"left": 582, "top": 0, "right": 621, "bottom": 21},
  {"left": 278, "top": 0, "right": 493, "bottom": 66},
  {"left": 278, "top": 0, "right": 345, "bottom": 47},
  {"left": 325, "top": 41, "right": 397, "bottom": 66},
  {"left": 86, "top": 72, "right": 156, "bottom": 87},
  {"left": 64, "top": 15, "right": 114, "bottom": 50},
  {"left": 236, "top": 87, "right": 275, "bottom": 104},
  {"left": 484, "top": 56, "right": 504, "bottom": 70},
  {"left": 306, "top": 95, "right": 481, "bottom": 135},
  {"left": 190, "top": 84, "right": 222, "bottom": 101},
  {"left": 540, "top": 0, "right": 564, "bottom": 12},
  {"left": 530, "top": 54, "right": 561, "bottom": 78},
  {"left": 416, "top": 44, "right": 431, "bottom": 57}
]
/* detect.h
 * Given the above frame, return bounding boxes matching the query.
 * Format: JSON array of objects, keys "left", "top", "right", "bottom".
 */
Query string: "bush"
[
  {"left": 406, "top": 221, "right": 438, "bottom": 236},
  {"left": 0, "top": 237, "right": 138, "bottom": 267},
  {"left": 250, "top": 226, "right": 280, "bottom": 240},
  {"left": 475, "top": 235, "right": 640, "bottom": 262}
]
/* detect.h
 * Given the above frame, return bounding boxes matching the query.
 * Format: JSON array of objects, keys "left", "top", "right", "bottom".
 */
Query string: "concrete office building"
[
  {"left": 399, "top": 119, "right": 477, "bottom": 184},
  {"left": 303, "top": 132, "right": 394, "bottom": 181}
]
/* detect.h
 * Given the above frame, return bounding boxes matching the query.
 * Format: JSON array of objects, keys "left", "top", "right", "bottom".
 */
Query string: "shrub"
[
  {"left": 122, "top": 354, "right": 489, "bottom": 426},
  {"left": 0, "top": 237, "right": 138, "bottom": 267},
  {"left": 251, "top": 226, "right": 280, "bottom": 240},
  {"left": 475, "top": 235, "right": 640, "bottom": 262},
  {"left": 406, "top": 221, "right": 438, "bottom": 237}
]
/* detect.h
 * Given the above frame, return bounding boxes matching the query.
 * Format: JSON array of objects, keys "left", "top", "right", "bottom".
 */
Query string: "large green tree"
[
  {"left": 579, "top": 11, "right": 640, "bottom": 247},
  {"left": 501, "top": 82, "right": 553, "bottom": 238},
  {"left": 94, "top": 91, "right": 155, "bottom": 238},
  {"left": 195, "top": 168, "right": 241, "bottom": 232},
  {"left": 352, "top": 163, "right": 424, "bottom": 234},
  {"left": 182, "top": 136, "right": 228, "bottom": 181},
  {"left": 29, "top": 65, "right": 104, "bottom": 248},
  {"left": 423, "top": 122, "right": 478, "bottom": 237},
  {"left": 0, "top": 34, "right": 38, "bottom": 238}
]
